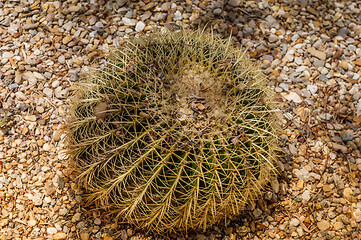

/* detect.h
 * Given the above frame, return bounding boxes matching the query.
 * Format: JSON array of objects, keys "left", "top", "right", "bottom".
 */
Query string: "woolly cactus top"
[{"left": 67, "top": 30, "right": 280, "bottom": 234}]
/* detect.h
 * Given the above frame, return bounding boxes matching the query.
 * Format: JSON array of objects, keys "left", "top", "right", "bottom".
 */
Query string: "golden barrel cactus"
[{"left": 66, "top": 30, "right": 279, "bottom": 233}]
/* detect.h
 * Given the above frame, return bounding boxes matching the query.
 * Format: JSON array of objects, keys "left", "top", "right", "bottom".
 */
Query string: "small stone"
[
  {"left": 54, "top": 233, "right": 67, "bottom": 240},
  {"left": 302, "top": 190, "right": 311, "bottom": 203},
  {"left": 213, "top": 8, "right": 222, "bottom": 15},
  {"left": 28, "top": 219, "right": 37, "bottom": 227},
  {"left": 0, "top": 219, "right": 9, "bottom": 227},
  {"left": 317, "top": 220, "right": 330, "bottom": 231},
  {"left": 307, "top": 85, "right": 318, "bottom": 94},
  {"left": 339, "top": 27, "right": 348, "bottom": 36},
  {"left": 135, "top": 21, "right": 145, "bottom": 32},
  {"left": 294, "top": 57, "right": 303, "bottom": 65},
  {"left": 94, "top": 218, "right": 101, "bottom": 225},
  {"left": 196, "top": 234, "right": 207, "bottom": 240},
  {"left": 314, "top": 59, "right": 325, "bottom": 67},
  {"left": 36, "top": 106, "right": 45, "bottom": 113},
  {"left": 80, "top": 232, "right": 90, "bottom": 240},
  {"left": 43, "top": 88, "right": 53, "bottom": 98},
  {"left": 341, "top": 130, "right": 354, "bottom": 142},
  {"left": 68, "top": 5, "right": 81, "bottom": 12},
  {"left": 268, "top": 35, "right": 279, "bottom": 43},
  {"left": 53, "top": 130, "right": 63, "bottom": 142},
  {"left": 296, "top": 179, "right": 304, "bottom": 190},
  {"left": 154, "top": 13, "right": 167, "bottom": 21},
  {"left": 320, "top": 74, "right": 328, "bottom": 82},
  {"left": 142, "top": 2, "right": 157, "bottom": 11},
  {"left": 323, "top": 185, "right": 332, "bottom": 192},
  {"left": 308, "top": 48, "right": 326, "bottom": 60},
  {"left": 354, "top": 209, "right": 361, "bottom": 222},
  {"left": 23, "top": 71, "right": 37, "bottom": 85},
  {"left": 58, "top": 55, "right": 66, "bottom": 64},
  {"left": 15, "top": 5, "right": 23, "bottom": 13},
  {"left": 43, "top": 143, "right": 53, "bottom": 151},
  {"left": 320, "top": 113, "right": 332, "bottom": 121},
  {"left": 253, "top": 208, "right": 262, "bottom": 218},
  {"left": 339, "top": 60, "right": 349, "bottom": 70},
  {"left": 228, "top": 0, "right": 241, "bottom": 7},
  {"left": 343, "top": 187, "right": 353, "bottom": 199},
  {"left": 23, "top": 24, "right": 37, "bottom": 30},
  {"left": 331, "top": 142, "right": 348, "bottom": 153},
  {"left": 173, "top": 11, "right": 183, "bottom": 21},
  {"left": 59, "top": 208, "right": 67, "bottom": 216},
  {"left": 334, "top": 221, "right": 343, "bottom": 230},
  {"left": 24, "top": 115, "right": 37, "bottom": 122},
  {"left": 290, "top": 218, "right": 300, "bottom": 227},
  {"left": 122, "top": 17, "right": 137, "bottom": 26},
  {"left": 44, "top": 72, "right": 52, "bottom": 79},
  {"left": 63, "top": 35, "right": 72, "bottom": 45},
  {"left": 72, "top": 213, "right": 81, "bottom": 222},
  {"left": 52, "top": 80, "right": 60, "bottom": 88},
  {"left": 271, "top": 179, "right": 279, "bottom": 193},
  {"left": 160, "top": 2, "right": 171, "bottom": 11},
  {"left": 33, "top": 196, "right": 42, "bottom": 206},
  {"left": 279, "top": 83, "right": 289, "bottom": 91},
  {"left": 8, "top": 83, "right": 19, "bottom": 90},
  {"left": 283, "top": 92, "right": 303, "bottom": 103},
  {"left": 47, "top": 227, "right": 57, "bottom": 235},
  {"left": 296, "top": 66, "right": 306, "bottom": 72},
  {"left": 45, "top": 181, "right": 56, "bottom": 195}
]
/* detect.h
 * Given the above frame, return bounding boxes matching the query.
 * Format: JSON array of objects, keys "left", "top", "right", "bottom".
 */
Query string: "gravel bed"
[{"left": 1, "top": 0, "right": 361, "bottom": 239}]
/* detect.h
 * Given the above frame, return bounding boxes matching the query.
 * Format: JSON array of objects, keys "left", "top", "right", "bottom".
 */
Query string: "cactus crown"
[{"left": 67, "top": 30, "right": 280, "bottom": 234}]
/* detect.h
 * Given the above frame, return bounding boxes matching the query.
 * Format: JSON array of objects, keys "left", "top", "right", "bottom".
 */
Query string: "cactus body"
[{"left": 67, "top": 30, "right": 279, "bottom": 233}]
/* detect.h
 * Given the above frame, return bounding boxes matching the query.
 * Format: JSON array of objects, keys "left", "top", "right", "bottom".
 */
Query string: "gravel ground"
[{"left": 1, "top": 0, "right": 361, "bottom": 239}]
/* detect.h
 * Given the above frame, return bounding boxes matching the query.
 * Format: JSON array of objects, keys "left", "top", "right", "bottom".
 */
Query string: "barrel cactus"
[{"left": 66, "top": 29, "right": 280, "bottom": 233}]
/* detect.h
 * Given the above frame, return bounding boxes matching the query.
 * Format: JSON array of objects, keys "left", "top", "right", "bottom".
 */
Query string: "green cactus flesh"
[{"left": 67, "top": 30, "right": 280, "bottom": 233}]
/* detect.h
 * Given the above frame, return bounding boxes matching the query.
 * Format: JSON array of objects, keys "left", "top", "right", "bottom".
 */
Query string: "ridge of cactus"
[{"left": 66, "top": 29, "right": 281, "bottom": 234}]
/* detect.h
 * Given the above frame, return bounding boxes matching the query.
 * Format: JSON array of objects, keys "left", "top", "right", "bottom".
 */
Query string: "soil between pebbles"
[{"left": 1, "top": 0, "right": 361, "bottom": 239}]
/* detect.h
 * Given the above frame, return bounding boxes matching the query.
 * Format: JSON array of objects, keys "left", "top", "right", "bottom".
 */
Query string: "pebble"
[
  {"left": 54, "top": 233, "right": 67, "bottom": 239},
  {"left": 0, "top": 219, "right": 9, "bottom": 227},
  {"left": 307, "top": 85, "right": 318, "bottom": 94},
  {"left": 279, "top": 83, "right": 289, "bottom": 91},
  {"left": 43, "top": 88, "right": 53, "bottom": 98},
  {"left": 24, "top": 115, "right": 36, "bottom": 122},
  {"left": 308, "top": 48, "right": 326, "bottom": 60},
  {"left": 283, "top": 92, "right": 303, "bottom": 103},
  {"left": 135, "top": 21, "right": 145, "bottom": 32},
  {"left": 8, "top": 83, "right": 19, "bottom": 90},
  {"left": 334, "top": 221, "right": 344, "bottom": 230},
  {"left": 339, "top": 60, "right": 349, "bottom": 70},
  {"left": 341, "top": 130, "right": 354, "bottom": 142},
  {"left": 228, "top": 0, "right": 241, "bottom": 7},
  {"left": 253, "top": 208, "right": 262, "bottom": 218},
  {"left": 290, "top": 218, "right": 300, "bottom": 227},
  {"left": 28, "top": 219, "right": 37, "bottom": 227},
  {"left": 213, "top": 8, "right": 222, "bottom": 15},
  {"left": 301, "top": 190, "right": 311, "bottom": 203},
  {"left": 94, "top": 218, "right": 101, "bottom": 225},
  {"left": 294, "top": 57, "right": 303, "bottom": 65},
  {"left": 72, "top": 213, "right": 82, "bottom": 222},
  {"left": 313, "top": 59, "right": 325, "bottom": 67},
  {"left": 68, "top": 5, "right": 81, "bottom": 13},
  {"left": 317, "top": 220, "right": 330, "bottom": 231},
  {"left": 80, "top": 232, "right": 90, "bottom": 240},
  {"left": 47, "top": 227, "right": 58, "bottom": 235},
  {"left": 122, "top": 17, "right": 137, "bottom": 26},
  {"left": 173, "top": 11, "right": 183, "bottom": 21},
  {"left": 354, "top": 209, "right": 361, "bottom": 222},
  {"left": 58, "top": 55, "right": 66, "bottom": 64}
]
